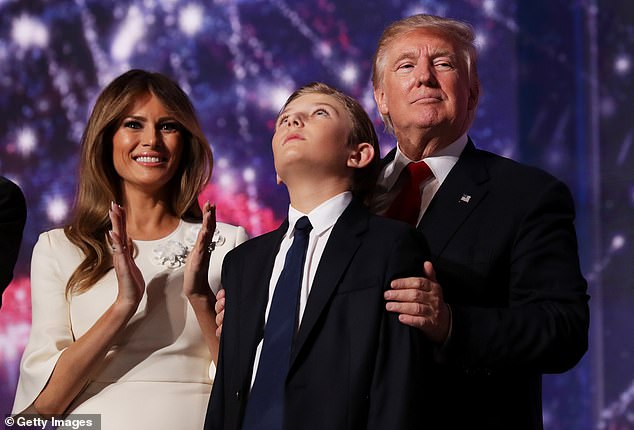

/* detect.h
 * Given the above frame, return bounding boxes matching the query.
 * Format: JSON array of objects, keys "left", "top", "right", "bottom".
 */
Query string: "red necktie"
[{"left": 384, "top": 161, "right": 433, "bottom": 226}]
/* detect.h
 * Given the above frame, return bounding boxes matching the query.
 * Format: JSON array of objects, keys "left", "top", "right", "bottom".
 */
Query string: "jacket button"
[{"left": 235, "top": 390, "right": 241, "bottom": 400}]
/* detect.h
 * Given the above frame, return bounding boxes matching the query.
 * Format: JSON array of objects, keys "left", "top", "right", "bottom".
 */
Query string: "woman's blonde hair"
[{"left": 64, "top": 69, "right": 212, "bottom": 296}]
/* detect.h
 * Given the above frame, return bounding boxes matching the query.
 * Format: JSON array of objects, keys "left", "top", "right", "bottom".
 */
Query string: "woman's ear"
[{"left": 347, "top": 142, "right": 375, "bottom": 169}]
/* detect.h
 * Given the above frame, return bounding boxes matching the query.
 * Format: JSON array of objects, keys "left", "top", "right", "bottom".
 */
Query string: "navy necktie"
[{"left": 241, "top": 216, "right": 313, "bottom": 430}]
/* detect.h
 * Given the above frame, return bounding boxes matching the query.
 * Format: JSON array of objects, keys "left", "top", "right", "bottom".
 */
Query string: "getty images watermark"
[{"left": 4, "top": 415, "right": 100, "bottom": 430}]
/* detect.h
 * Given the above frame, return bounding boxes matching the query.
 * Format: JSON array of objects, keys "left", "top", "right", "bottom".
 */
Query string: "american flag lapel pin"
[{"left": 460, "top": 194, "right": 471, "bottom": 203}]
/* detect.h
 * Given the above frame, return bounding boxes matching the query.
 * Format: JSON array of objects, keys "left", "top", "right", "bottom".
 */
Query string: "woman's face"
[{"left": 112, "top": 93, "right": 184, "bottom": 196}]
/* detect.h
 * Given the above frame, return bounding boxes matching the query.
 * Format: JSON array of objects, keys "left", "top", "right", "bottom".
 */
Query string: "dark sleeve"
[
  {"left": 0, "top": 177, "right": 27, "bottom": 298},
  {"left": 367, "top": 228, "right": 429, "bottom": 430},
  {"left": 204, "top": 252, "right": 233, "bottom": 430},
  {"left": 445, "top": 179, "right": 589, "bottom": 373}
]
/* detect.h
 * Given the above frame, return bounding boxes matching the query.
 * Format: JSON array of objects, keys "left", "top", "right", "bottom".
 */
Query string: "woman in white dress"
[{"left": 12, "top": 69, "right": 248, "bottom": 429}]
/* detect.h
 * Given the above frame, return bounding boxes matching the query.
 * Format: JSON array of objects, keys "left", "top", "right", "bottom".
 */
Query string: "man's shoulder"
[{"left": 470, "top": 146, "right": 564, "bottom": 189}]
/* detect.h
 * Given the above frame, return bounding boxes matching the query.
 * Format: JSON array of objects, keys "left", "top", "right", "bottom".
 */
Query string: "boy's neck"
[{"left": 286, "top": 177, "right": 351, "bottom": 214}]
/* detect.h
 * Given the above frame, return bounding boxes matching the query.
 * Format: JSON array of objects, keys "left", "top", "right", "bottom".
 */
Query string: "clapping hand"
[
  {"left": 109, "top": 202, "right": 145, "bottom": 310},
  {"left": 183, "top": 201, "right": 217, "bottom": 298}
]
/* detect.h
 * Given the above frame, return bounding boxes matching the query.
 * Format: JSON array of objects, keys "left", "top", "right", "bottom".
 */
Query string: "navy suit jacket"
[
  {"left": 205, "top": 199, "right": 430, "bottom": 430},
  {"left": 385, "top": 140, "right": 589, "bottom": 429},
  {"left": 0, "top": 176, "right": 27, "bottom": 307}
]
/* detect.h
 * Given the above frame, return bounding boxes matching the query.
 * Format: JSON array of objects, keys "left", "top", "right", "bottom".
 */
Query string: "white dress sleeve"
[
  {"left": 207, "top": 224, "right": 248, "bottom": 295},
  {"left": 12, "top": 230, "right": 75, "bottom": 414},
  {"left": 206, "top": 223, "right": 248, "bottom": 380}
]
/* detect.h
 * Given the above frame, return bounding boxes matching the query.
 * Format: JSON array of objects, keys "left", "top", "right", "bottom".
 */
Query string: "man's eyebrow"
[
  {"left": 392, "top": 49, "right": 419, "bottom": 65},
  {"left": 429, "top": 48, "right": 457, "bottom": 60}
]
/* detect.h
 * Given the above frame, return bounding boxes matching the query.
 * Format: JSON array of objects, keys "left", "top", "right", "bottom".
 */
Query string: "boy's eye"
[{"left": 123, "top": 120, "right": 142, "bottom": 129}]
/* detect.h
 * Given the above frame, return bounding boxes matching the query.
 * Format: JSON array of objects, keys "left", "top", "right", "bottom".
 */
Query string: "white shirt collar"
[
  {"left": 288, "top": 191, "right": 352, "bottom": 236},
  {"left": 381, "top": 133, "right": 469, "bottom": 190}
]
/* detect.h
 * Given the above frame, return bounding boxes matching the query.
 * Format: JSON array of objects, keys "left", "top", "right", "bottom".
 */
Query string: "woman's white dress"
[{"left": 12, "top": 220, "right": 248, "bottom": 429}]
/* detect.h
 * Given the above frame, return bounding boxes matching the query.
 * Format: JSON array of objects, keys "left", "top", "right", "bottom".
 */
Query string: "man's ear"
[
  {"left": 468, "top": 79, "right": 480, "bottom": 111},
  {"left": 276, "top": 172, "right": 283, "bottom": 185},
  {"left": 347, "top": 143, "right": 375, "bottom": 169},
  {"left": 373, "top": 87, "right": 389, "bottom": 116}
]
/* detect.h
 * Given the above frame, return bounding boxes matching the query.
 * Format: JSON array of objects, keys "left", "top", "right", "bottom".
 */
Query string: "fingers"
[
  {"left": 214, "top": 289, "right": 226, "bottom": 312},
  {"left": 423, "top": 261, "right": 437, "bottom": 282},
  {"left": 198, "top": 201, "right": 216, "bottom": 255},
  {"left": 214, "top": 289, "right": 225, "bottom": 338},
  {"left": 386, "top": 300, "right": 437, "bottom": 319}
]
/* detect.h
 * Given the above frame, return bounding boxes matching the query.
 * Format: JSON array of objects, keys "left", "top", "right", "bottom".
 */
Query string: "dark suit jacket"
[
  {"left": 0, "top": 176, "right": 27, "bottom": 307},
  {"left": 206, "top": 199, "right": 429, "bottom": 430},
  {"left": 384, "top": 140, "right": 589, "bottom": 429}
]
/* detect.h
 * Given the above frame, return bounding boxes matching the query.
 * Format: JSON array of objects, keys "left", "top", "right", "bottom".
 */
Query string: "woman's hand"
[
  {"left": 183, "top": 201, "right": 217, "bottom": 298},
  {"left": 109, "top": 202, "right": 145, "bottom": 312},
  {"left": 183, "top": 202, "right": 220, "bottom": 360}
]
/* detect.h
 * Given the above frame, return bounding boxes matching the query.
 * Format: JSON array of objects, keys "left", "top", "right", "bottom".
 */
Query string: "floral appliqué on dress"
[{"left": 151, "top": 225, "right": 225, "bottom": 269}]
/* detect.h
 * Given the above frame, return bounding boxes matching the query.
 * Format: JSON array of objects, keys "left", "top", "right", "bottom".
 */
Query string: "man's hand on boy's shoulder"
[{"left": 384, "top": 261, "right": 451, "bottom": 344}]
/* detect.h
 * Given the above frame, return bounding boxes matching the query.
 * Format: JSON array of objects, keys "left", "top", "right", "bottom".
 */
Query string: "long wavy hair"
[{"left": 64, "top": 69, "right": 212, "bottom": 296}]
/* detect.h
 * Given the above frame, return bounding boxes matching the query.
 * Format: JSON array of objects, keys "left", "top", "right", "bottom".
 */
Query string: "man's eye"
[
  {"left": 278, "top": 116, "right": 289, "bottom": 125},
  {"left": 314, "top": 108, "right": 329, "bottom": 116},
  {"left": 397, "top": 63, "right": 414, "bottom": 70},
  {"left": 435, "top": 61, "right": 454, "bottom": 70}
]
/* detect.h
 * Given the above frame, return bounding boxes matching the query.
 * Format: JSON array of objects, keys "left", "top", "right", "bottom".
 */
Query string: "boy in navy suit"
[{"left": 205, "top": 82, "right": 428, "bottom": 430}]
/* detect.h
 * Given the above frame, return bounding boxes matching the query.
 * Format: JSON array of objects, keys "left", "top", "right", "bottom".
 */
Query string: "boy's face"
[{"left": 273, "top": 93, "right": 354, "bottom": 184}]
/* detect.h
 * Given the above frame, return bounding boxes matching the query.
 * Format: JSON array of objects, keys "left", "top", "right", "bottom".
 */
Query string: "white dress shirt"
[
  {"left": 372, "top": 134, "right": 469, "bottom": 225},
  {"left": 250, "top": 191, "right": 353, "bottom": 386}
]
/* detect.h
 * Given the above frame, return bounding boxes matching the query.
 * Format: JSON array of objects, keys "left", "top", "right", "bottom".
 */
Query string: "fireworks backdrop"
[{"left": 1, "top": 1, "right": 632, "bottom": 429}]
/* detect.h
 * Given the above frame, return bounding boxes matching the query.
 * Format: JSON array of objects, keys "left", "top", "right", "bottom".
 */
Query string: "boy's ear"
[{"left": 347, "top": 142, "right": 375, "bottom": 169}]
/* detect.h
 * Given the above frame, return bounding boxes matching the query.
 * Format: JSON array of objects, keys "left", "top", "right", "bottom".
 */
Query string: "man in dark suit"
[
  {"left": 205, "top": 83, "right": 428, "bottom": 430},
  {"left": 0, "top": 176, "right": 27, "bottom": 308},
  {"left": 372, "top": 14, "right": 590, "bottom": 429}
]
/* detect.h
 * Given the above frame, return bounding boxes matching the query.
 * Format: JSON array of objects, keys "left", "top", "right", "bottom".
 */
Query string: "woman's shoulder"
[
  {"left": 216, "top": 222, "right": 247, "bottom": 235},
  {"left": 181, "top": 220, "right": 249, "bottom": 249},
  {"left": 35, "top": 227, "right": 73, "bottom": 250}
]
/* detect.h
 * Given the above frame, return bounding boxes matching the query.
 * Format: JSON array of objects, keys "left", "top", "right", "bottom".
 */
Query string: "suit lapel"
[
  {"left": 418, "top": 140, "right": 490, "bottom": 259},
  {"left": 289, "top": 200, "right": 369, "bottom": 368},
  {"left": 237, "top": 220, "right": 288, "bottom": 383}
]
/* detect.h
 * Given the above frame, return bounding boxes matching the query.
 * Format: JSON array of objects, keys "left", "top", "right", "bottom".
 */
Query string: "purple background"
[{"left": 1, "top": 0, "right": 633, "bottom": 428}]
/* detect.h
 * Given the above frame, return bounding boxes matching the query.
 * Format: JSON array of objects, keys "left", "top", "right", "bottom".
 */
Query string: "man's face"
[{"left": 374, "top": 28, "right": 477, "bottom": 147}]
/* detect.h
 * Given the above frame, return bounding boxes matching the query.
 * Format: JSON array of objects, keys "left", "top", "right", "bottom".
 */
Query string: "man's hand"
[{"left": 384, "top": 261, "right": 451, "bottom": 344}]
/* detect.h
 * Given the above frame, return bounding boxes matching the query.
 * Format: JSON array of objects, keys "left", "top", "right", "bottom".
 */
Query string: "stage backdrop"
[{"left": 1, "top": 1, "right": 632, "bottom": 429}]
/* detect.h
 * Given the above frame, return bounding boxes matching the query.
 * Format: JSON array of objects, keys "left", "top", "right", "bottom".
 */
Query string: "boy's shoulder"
[{"left": 225, "top": 223, "right": 286, "bottom": 261}]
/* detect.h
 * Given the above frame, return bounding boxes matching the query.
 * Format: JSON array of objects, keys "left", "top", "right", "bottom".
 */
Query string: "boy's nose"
[{"left": 287, "top": 114, "right": 303, "bottom": 127}]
